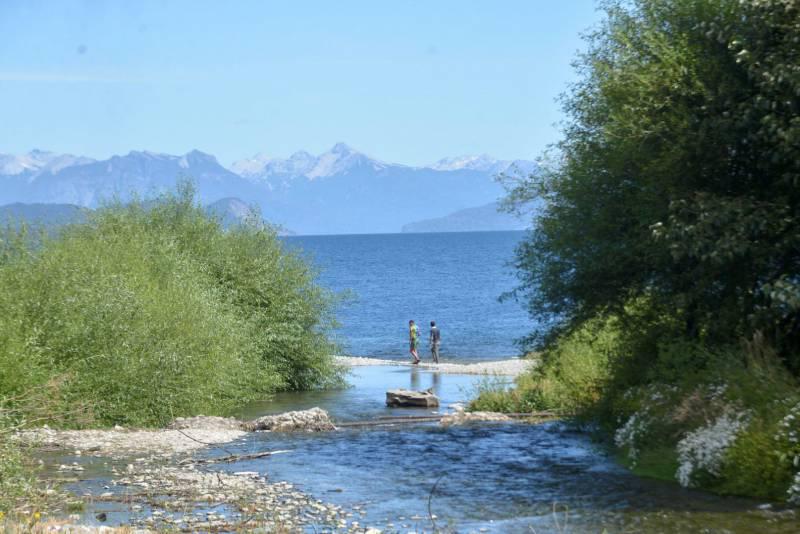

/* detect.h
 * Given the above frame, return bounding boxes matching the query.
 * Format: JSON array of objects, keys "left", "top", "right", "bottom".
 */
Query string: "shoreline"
[{"left": 335, "top": 355, "right": 535, "bottom": 376}]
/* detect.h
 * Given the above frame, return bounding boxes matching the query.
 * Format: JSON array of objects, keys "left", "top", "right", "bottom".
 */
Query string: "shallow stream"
[
  {"left": 57, "top": 364, "right": 798, "bottom": 533},
  {"left": 227, "top": 365, "right": 797, "bottom": 533}
]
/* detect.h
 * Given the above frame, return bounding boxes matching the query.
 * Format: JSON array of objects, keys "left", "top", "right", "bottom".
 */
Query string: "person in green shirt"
[{"left": 408, "top": 319, "right": 420, "bottom": 364}]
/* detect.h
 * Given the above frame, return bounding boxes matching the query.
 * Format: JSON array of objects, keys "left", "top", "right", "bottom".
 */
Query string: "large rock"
[
  {"left": 242, "top": 407, "right": 335, "bottom": 432},
  {"left": 386, "top": 389, "right": 440, "bottom": 408}
]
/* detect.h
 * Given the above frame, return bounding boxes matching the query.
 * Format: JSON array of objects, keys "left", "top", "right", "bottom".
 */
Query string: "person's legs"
[
  {"left": 410, "top": 342, "right": 420, "bottom": 363},
  {"left": 431, "top": 343, "right": 439, "bottom": 363}
]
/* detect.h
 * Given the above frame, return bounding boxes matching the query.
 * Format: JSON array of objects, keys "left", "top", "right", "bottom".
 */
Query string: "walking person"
[
  {"left": 429, "top": 320, "right": 441, "bottom": 364},
  {"left": 409, "top": 320, "right": 421, "bottom": 364}
]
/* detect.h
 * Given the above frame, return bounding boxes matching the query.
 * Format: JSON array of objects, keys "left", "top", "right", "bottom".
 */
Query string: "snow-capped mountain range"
[{"left": 0, "top": 144, "right": 535, "bottom": 234}]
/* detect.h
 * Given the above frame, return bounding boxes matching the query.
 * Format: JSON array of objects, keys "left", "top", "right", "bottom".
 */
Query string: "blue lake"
[{"left": 283, "top": 231, "right": 533, "bottom": 361}]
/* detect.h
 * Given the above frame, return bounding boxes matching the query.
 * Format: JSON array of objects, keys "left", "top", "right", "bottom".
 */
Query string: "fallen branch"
[
  {"left": 178, "top": 450, "right": 290, "bottom": 465},
  {"left": 428, "top": 473, "right": 445, "bottom": 532}
]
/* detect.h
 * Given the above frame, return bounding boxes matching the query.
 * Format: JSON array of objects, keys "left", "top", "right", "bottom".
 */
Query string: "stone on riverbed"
[
  {"left": 386, "top": 389, "right": 440, "bottom": 408},
  {"left": 440, "top": 407, "right": 511, "bottom": 426},
  {"left": 243, "top": 407, "right": 336, "bottom": 432},
  {"left": 168, "top": 415, "right": 242, "bottom": 431}
]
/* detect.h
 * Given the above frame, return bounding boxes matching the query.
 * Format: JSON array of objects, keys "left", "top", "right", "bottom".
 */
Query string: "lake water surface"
[{"left": 284, "top": 231, "right": 532, "bottom": 361}]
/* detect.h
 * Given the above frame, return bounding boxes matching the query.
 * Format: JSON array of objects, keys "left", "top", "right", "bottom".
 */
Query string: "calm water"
[{"left": 283, "top": 231, "right": 532, "bottom": 361}]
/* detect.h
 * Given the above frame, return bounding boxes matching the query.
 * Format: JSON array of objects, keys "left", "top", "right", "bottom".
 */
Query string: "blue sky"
[{"left": 0, "top": 1, "right": 601, "bottom": 166}]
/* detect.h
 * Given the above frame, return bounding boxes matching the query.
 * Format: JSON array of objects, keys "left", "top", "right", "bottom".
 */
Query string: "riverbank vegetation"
[
  {"left": 0, "top": 185, "right": 343, "bottom": 514},
  {"left": 0, "top": 184, "right": 342, "bottom": 430},
  {"left": 474, "top": 0, "right": 800, "bottom": 502}
]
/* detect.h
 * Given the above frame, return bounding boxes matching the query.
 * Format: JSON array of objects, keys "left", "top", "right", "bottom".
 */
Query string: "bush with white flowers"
[
  {"left": 676, "top": 410, "right": 749, "bottom": 487},
  {"left": 614, "top": 411, "right": 650, "bottom": 466},
  {"left": 775, "top": 401, "right": 800, "bottom": 504}
]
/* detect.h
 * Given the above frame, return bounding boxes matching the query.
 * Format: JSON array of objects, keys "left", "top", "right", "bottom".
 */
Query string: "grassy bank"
[{"left": 471, "top": 316, "right": 800, "bottom": 502}]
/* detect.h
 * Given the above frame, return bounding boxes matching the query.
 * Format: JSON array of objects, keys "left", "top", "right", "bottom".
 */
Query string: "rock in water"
[
  {"left": 386, "top": 389, "right": 440, "bottom": 407},
  {"left": 440, "top": 410, "right": 511, "bottom": 426},
  {"left": 243, "top": 407, "right": 335, "bottom": 432}
]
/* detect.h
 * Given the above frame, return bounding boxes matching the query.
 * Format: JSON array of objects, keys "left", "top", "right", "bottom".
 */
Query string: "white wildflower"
[
  {"left": 707, "top": 383, "right": 728, "bottom": 401},
  {"left": 615, "top": 412, "right": 650, "bottom": 466},
  {"left": 676, "top": 410, "right": 749, "bottom": 487},
  {"left": 777, "top": 401, "right": 800, "bottom": 504},
  {"left": 789, "top": 472, "right": 800, "bottom": 505}
]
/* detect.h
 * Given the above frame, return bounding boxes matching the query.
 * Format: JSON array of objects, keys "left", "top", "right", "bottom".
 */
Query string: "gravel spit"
[{"left": 335, "top": 355, "right": 536, "bottom": 376}]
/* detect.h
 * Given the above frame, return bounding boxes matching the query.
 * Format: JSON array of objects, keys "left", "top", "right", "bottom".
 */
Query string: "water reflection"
[
  {"left": 236, "top": 366, "right": 477, "bottom": 422},
  {"left": 409, "top": 366, "right": 420, "bottom": 391}
]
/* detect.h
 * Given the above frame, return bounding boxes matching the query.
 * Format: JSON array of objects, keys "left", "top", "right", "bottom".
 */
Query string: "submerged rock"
[
  {"left": 243, "top": 407, "right": 336, "bottom": 432},
  {"left": 386, "top": 389, "right": 440, "bottom": 407},
  {"left": 440, "top": 407, "right": 511, "bottom": 426}
]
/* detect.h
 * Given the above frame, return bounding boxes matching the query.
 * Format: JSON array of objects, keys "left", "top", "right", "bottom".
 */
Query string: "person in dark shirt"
[{"left": 429, "top": 320, "right": 441, "bottom": 364}]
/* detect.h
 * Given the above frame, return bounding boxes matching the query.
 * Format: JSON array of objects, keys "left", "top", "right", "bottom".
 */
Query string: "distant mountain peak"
[
  {"left": 0, "top": 150, "right": 94, "bottom": 176},
  {"left": 430, "top": 154, "right": 501, "bottom": 172},
  {"left": 289, "top": 150, "right": 314, "bottom": 161},
  {"left": 330, "top": 142, "right": 356, "bottom": 155},
  {"left": 402, "top": 201, "right": 528, "bottom": 233},
  {"left": 429, "top": 154, "right": 538, "bottom": 176},
  {"left": 307, "top": 143, "right": 379, "bottom": 179},
  {"left": 183, "top": 149, "right": 218, "bottom": 164},
  {"left": 227, "top": 144, "right": 537, "bottom": 184},
  {"left": 231, "top": 143, "right": 387, "bottom": 180}
]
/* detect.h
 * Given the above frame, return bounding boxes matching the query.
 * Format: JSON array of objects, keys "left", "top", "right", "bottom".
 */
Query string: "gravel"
[
  {"left": 335, "top": 355, "right": 536, "bottom": 376},
  {"left": 19, "top": 426, "right": 247, "bottom": 458}
]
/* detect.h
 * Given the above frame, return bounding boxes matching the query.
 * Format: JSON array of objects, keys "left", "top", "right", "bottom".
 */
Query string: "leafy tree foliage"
[{"left": 506, "top": 0, "right": 800, "bottom": 365}]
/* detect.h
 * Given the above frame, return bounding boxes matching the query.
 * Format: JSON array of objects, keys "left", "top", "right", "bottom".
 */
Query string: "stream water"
[
  {"left": 60, "top": 365, "right": 797, "bottom": 533},
  {"left": 225, "top": 366, "right": 796, "bottom": 533}
]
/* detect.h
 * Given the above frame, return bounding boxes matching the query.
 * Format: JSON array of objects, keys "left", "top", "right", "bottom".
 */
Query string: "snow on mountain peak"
[
  {"left": 228, "top": 144, "right": 533, "bottom": 182},
  {"left": 430, "top": 154, "right": 501, "bottom": 172},
  {"left": 0, "top": 150, "right": 94, "bottom": 176},
  {"left": 230, "top": 153, "right": 272, "bottom": 177},
  {"left": 230, "top": 143, "right": 385, "bottom": 180},
  {"left": 330, "top": 142, "right": 355, "bottom": 155},
  {"left": 428, "top": 154, "right": 537, "bottom": 176}
]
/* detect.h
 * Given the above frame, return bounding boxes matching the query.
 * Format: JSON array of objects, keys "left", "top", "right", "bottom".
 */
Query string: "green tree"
[{"left": 505, "top": 0, "right": 800, "bottom": 366}]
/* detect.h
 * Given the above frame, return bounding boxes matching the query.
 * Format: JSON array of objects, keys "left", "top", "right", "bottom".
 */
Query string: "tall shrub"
[{"left": 0, "top": 184, "right": 342, "bottom": 427}]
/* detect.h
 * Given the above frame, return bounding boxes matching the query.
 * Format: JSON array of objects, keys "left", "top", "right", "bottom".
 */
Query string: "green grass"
[
  {"left": 470, "top": 315, "right": 619, "bottom": 414},
  {"left": 625, "top": 447, "right": 679, "bottom": 482}
]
